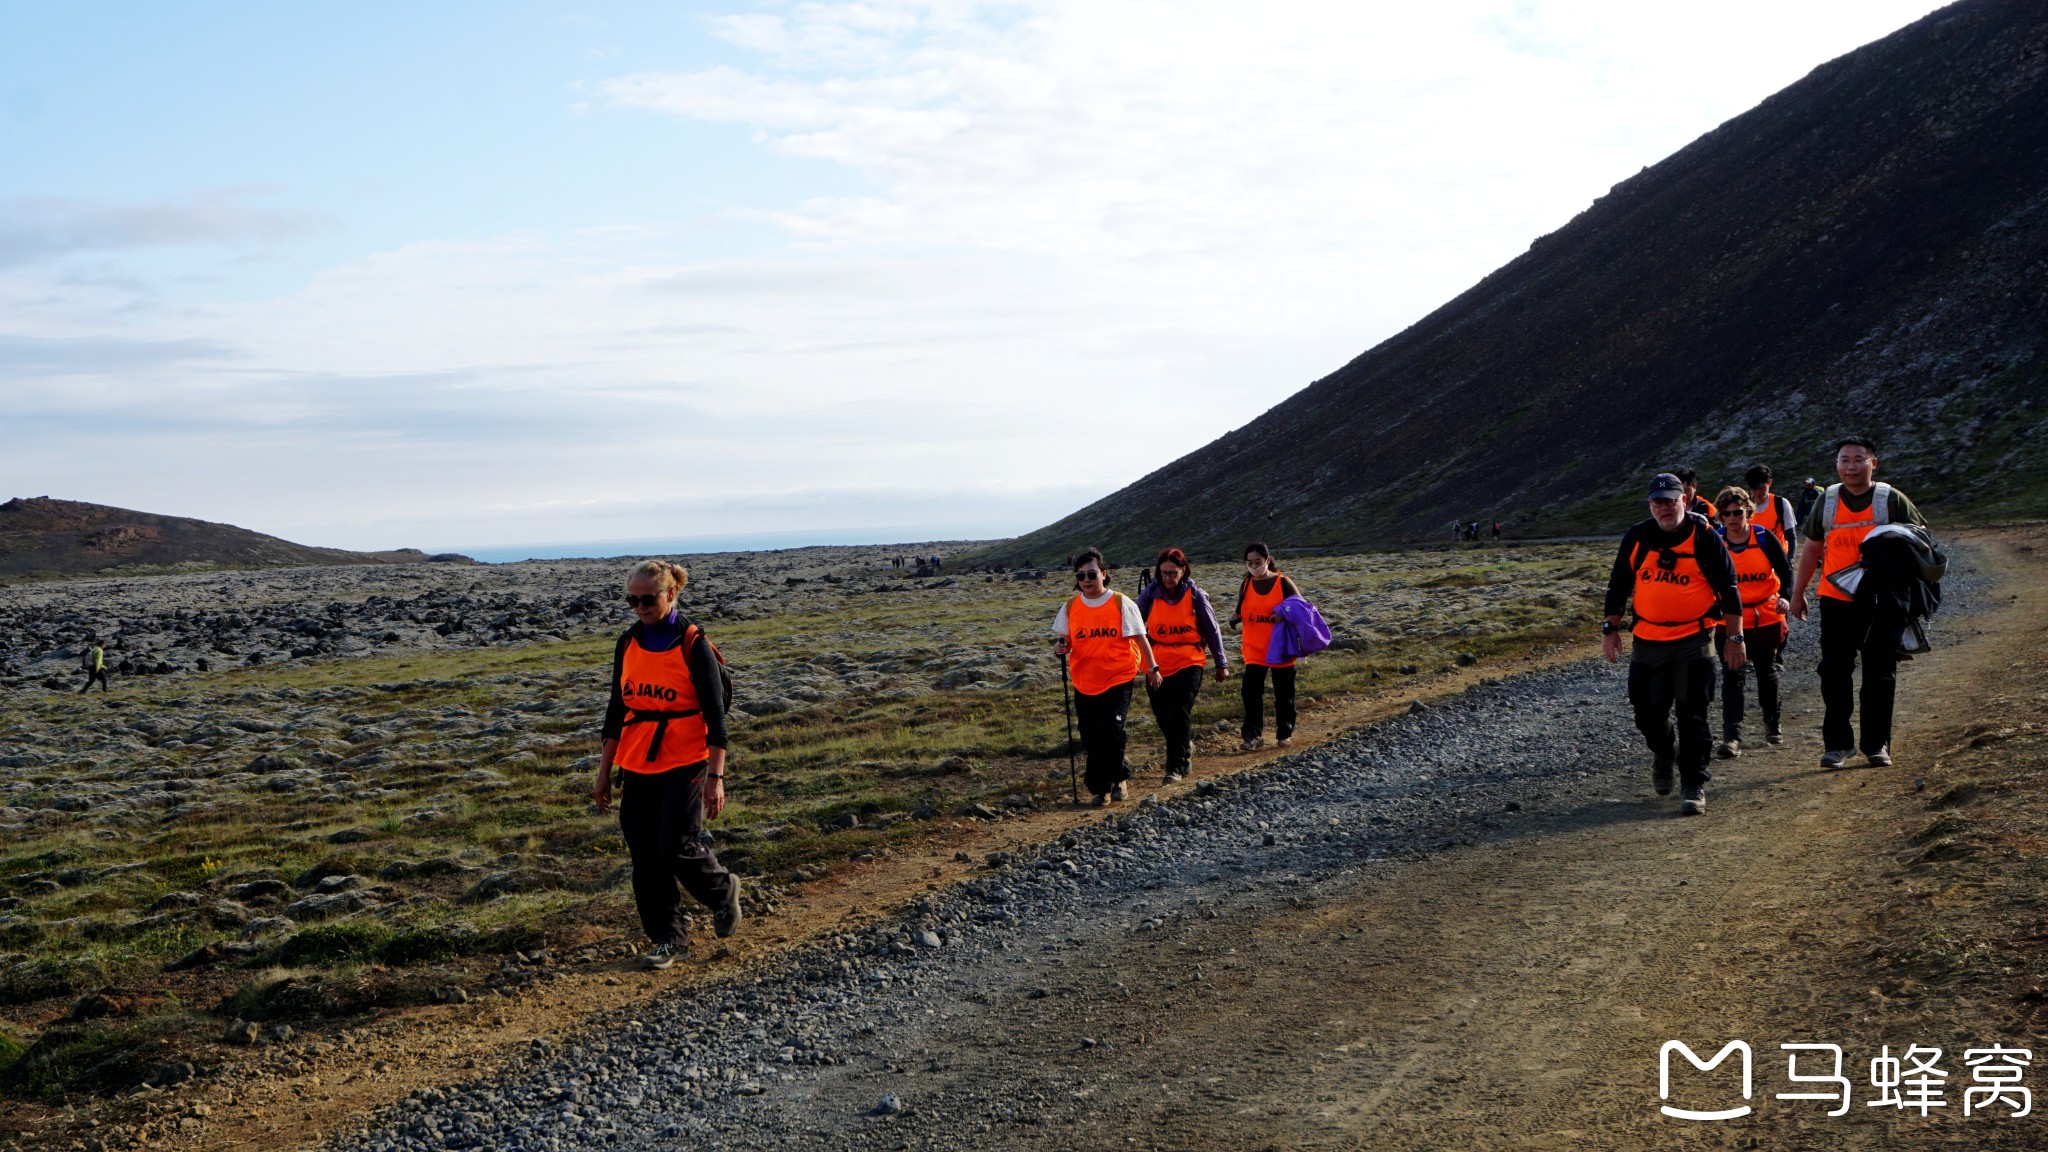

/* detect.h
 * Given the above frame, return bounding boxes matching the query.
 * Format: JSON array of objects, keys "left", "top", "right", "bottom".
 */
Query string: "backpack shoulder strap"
[
  {"left": 1870, "top": 482, "right": 1893, "bottom": 526},
  {"left": 1821, "top": 484, "right": 1843, "bottom": 532}
]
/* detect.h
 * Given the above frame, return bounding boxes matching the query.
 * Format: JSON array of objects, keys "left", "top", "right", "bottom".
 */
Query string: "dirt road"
[{"left": 324, "top": 530, "right": 2045, "bottom": 1151}]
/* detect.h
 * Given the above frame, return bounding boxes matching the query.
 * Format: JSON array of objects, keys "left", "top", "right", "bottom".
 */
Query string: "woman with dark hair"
[
  {"left": 1136, "top": 547, "right": 1229, "bottom": 783},
  {"left": 1234, "top": 542, "right": 1301, "bottom": 751},
  {"left": 1052, "top": 548, "right": 1164, "bottom": 805}
]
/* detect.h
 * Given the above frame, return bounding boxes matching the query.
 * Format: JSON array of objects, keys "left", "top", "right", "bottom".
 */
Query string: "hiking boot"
[
  {"left": 1865, "top": 746, "right": 1892, "bottom": 768},
  {"left": 1092, "top": 792, "right": 1109, "bottom": 808},
  {"left": 1765, "top": 722, "right": 1783, "bottom": 745},
  {"left": 1162, "top": 771, "right": 1184, "bottom": 784},
  {"left": 1111, "top": 781, "right": 1128, "bottom": 802},
  {"left": 1240, "top": 738, "right": 1263, "bottom": 753},
  {"left": 1276, "top": 736, "right": 1293, "bottom": 748},
  {"left": 713, "top": 879, "right": 743, "bottom": 939},
  {"left": 1715, "top": 738, "right": 1742, "bottom": 760},
  {"left": 1652, "top": 754, "right": 1675, "bottom": 797},
  {"left": 638, "top": 941, "right": 683, "bottom": 970},
  {"left": 1820, "top": 748, "right": 1854, "bottom": 769},
  {"left": 1679, "top": 786, "right": 1706, "bottom": 816}
]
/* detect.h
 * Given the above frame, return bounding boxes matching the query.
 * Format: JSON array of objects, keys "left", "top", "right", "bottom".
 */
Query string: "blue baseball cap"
[{"left": 1648, "top": 473, "right": 1685, "bottom": 500}]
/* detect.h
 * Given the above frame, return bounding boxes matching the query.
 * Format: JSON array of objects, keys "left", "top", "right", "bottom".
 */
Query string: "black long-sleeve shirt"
[
  {"left": 600, "top": 617, "right": 728, "bottom": 750},
  {"left": 1603, "top": 515, "right": 1743, "bottom": 623}
]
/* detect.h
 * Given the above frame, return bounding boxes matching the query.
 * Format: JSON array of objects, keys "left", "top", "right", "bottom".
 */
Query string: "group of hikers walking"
[
  {"left": 590, "top": 433, "right": 1933, "bottom": 967},
  {"left": 1604, "top": 438, "right": 1936, "bottom": 816}
]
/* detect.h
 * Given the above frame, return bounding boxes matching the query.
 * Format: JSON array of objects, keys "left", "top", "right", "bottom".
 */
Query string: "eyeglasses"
[
  {"left": 623, "top": 594, "right": 664, "bottom": 608},
  {"left": 1076, "top": 569, "right": 1102, "bottom": 581},
  {"left": 1720, "top": 509, "right": 1748, "bottom": 519}
]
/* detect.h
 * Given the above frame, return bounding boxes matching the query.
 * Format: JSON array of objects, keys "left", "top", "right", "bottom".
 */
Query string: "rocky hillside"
[
  {"left": 987, "top": 0, "right": 2048, "bottom": 565},
  {"left": 0, "top": 497, "right": 472, "bottom": 581}
]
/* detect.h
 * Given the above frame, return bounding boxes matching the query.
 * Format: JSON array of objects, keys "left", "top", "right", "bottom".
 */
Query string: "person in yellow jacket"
[
  {"left": 1052, "top": 549, "right": 1164, "bottom": 806},
  {"left": 79, "top": 641, "right": 109, "bottom": 694}
]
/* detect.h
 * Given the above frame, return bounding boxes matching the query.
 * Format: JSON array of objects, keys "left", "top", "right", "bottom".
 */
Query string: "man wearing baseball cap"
[{"left": 1603, "top": 473, "right": 1746, "bottom": 815}]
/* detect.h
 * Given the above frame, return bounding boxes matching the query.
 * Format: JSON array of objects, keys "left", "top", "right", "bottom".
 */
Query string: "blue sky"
[{"left": 0, "top": 1, "right": 1946, "bottom": 555}]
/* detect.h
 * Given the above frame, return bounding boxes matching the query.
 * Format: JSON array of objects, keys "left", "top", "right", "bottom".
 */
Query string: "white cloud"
[
  {"left": 0, "top": 189, "right": 325, "bottom": 267},
  {"left": 0, "top": 1, "right": 1946, "bottom": 550}
]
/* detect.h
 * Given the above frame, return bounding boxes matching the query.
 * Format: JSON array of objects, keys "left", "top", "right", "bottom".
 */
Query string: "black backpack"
[{"left": 682, "top": 623, "right": 736, "bottom": 714}]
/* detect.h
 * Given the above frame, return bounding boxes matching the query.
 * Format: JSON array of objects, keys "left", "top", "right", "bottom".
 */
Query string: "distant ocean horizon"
[{"left": 455, "top": 526, "right": 1011, "bottom": 565}]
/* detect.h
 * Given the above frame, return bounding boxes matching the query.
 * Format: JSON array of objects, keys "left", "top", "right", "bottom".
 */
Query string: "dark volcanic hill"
[
  {"left": 0, "top": 497, "right": 473, "bottom": 581},
  {"left": 989, "top": 0, "right": 2048, "bottom": 566}
]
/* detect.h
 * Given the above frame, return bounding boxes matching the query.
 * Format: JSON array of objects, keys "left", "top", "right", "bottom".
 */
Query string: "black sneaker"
[
  {"left": 1679, "top": 786, "right": 1706, "bottom": 816},
  {"left": 1715, "top": 738, "right": 1742, "bottom": 760},
  {"left": 713, "top": 879, "right": 743, "bottom": 939},
  {"left": 1765, "top": 723, "right": 1783, "bottom": 746},
  {"left": 1652, "top": 754, "right": 1675, "bottom": 796},
  {"left": 638, "top": 941, "right": 682, "bottom": 970},
  {"left": 1110, "top": 781, "right": 1128, "bottom": 802}
]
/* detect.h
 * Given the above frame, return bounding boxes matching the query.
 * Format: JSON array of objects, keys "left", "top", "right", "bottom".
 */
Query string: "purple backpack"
[{"left": 1265, "top": 595, "right": 1333, "bottom": 664}]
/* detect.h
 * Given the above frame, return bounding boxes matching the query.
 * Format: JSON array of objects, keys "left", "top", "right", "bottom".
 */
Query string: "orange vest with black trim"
[
  {"left": 1240, "top": 576, "right": 1294, "bottom": 668},
  {"left": 1067, "top": 594, "right": 1142, "bottom": 696},
  {"left": 1751, "top": 494, "right": 1790, "bottom": 552},
  {"left": 1630, "top": 523, "right": 1722, "bottom": 641},
  {"left": 1145, "top": 589, "right": 1205, "bottom": 676},
  {"left": 614, "top": 629, "right": 710, "bottom": 774},
  {"left": 1819, "top": 485, "right": 1883, "bottom": 601},
  {"left": 1724, "top": 528, "right": 1785, "bottom": 629}
]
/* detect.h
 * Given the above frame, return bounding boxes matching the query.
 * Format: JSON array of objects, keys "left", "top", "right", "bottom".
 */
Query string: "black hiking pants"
[
  {"left": 618, "top": 762, "right": 736, "bottom": 946},
  {"left": 1240, "top": 663, "right": 1296, "bottom": 743},
  {"left": 1628, "top": 655, "right": 1715, "bottom": 789},
  {"left": 1717, "top": 622, "right": 1784, "bottom": 739},
  {"left": 79, "top": 669, "right": 108, "bottom": 693},
  {"left": 1145, "top": 665, "right": 1203, "bottom": 776},
  {"left": 1073, "top": 679, "right": 1135, "bottom": 796},
  {"left": 1818, "top": 597, "right": 1897, "bottom": 753}
]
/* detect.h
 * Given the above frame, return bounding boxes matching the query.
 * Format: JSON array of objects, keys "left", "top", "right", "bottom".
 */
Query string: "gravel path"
[
  {"left": 334, "top": 655, "right": 1666, "bottom": 1152},
  {"left": 335, "top": 546, "right": 1985, "bottom": 1152}
]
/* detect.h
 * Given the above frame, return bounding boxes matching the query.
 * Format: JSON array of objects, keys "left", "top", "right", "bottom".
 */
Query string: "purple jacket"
[{"left": 1265, "top": 595, "right": 1333, "bottom": 664}]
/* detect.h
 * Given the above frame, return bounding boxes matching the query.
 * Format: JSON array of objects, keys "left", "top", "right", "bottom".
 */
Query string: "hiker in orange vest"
[
  {"left": 1789, "top": 437, "right": 1928, "bottom": 768},
  {"left": 1711, "top": 487, "right": 1791, "bottom": 757},
  {"left": 1052, "top": 549, "right": 1164, "bottom": 805},
  {"left": 1603, "top": 474, "right": 1745, "bottom": 816},
  {"left": 1744, "top": 464, "right": 1797, "bottom": 560},
  {"left": 592, "top": 560, "right": 741, "bottom": 970},
  {"left": 1234, "top": 542, "right": 1301, "bottom": 751},
  {"left": 1672, "top": 467, "right": 1717, "bottom": 523},
  {"left": 1136, "top": 547, "right": 1230, "bottom": 784}
]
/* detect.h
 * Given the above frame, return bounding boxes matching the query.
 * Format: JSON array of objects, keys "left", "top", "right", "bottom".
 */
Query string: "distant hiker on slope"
[
  {"left": 1795, "top": 477, "right": 1822, "bottom": 522},
  {"left": 1052, "top": 549, "right": 1163, "bottom": 806},
  {"left": 1136, "top": 547, "right": 1230, "bottom": 784},
  {"left": 1603, "top": 473, "right": 1746, "bottom": 816},
  {"left": 1712, "top": 487, "right": 1792, "bottom": 757},
  {"left": 592, "top": 560, "right": 742, "bottom": 970},
  {"left": 1234, "top": 542, "right": 1302, "bottom": 752},
  {"left": 79, "top": 641, "right": 108, "bottom": 693},
  {"left": 1788, "top": 436, "right": 1929, "bottom": 769}
]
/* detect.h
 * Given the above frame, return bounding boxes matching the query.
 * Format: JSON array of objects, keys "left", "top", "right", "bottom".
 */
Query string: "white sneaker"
[
  {"left": 1110, "top": 781, "right": 1128, "bottom": 801},
  {"left": 1820, "top": 748, "right": 1853, "bottom": 769},
  {"left": 1865, "top": 746, "right": 1892, "bottom": 767}
]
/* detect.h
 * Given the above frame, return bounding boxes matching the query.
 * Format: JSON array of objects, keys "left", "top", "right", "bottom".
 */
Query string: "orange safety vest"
[
  {"left": 1751, "top": 493, "right": 1791, "bottom": 552},
  {"left": 1239, "top": 576, "right": 1295, "bottom": 668},
  {"left": 1145, "top": 589, "right": 1206, "bottom": 676},
  {"left": 1724, "top": 527, "right": 1785, "bottom": 629},
  {"left": 1629, "top": 523, "right": 1723, "bottom": 641},
  {"left": 613, "top": 627, "right": 711, "bottom": 774},
  {"left": 1066, "top": 594, "right": 1142, "bottom": 696},
  {"left": 1819, "top": 483, "right": 1889, "bottom": 601}
]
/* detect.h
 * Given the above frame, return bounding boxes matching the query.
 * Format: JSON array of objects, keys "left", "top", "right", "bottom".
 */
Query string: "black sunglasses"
[
  {"left": 1076, "top": 569, "right": 1103, "bottom": 580},
  {"left": 624, "top": 594, "right": 664, "bottom": 608}
]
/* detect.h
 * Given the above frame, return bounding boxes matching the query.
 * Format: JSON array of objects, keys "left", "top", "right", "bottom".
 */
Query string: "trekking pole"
[{"left": 1058, "top": 652, "right": 1079, "bottom": 805}]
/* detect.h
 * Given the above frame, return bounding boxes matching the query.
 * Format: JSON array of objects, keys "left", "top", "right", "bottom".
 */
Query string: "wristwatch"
[
  {"left": 1600, "top": 621, "right": 1617, "bottom": 636},
  {"left": 1727, "top": 635, "right": 1746, "bottom": 645}
]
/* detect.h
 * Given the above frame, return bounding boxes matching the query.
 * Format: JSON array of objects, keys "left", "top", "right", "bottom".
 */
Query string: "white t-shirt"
[{"left": 1049, "top": 589, "right": 1145, "bottom": 637}]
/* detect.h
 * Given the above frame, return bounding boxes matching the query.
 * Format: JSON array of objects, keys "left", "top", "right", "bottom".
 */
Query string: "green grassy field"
[{"left": 0, "top": 541, "right": 1609, "bottom": 1100}]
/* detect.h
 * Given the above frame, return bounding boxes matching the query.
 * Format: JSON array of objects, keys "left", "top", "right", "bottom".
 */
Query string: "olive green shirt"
[{"left": 1798, "top": 484, "right": 1926, "bottom": 542}]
